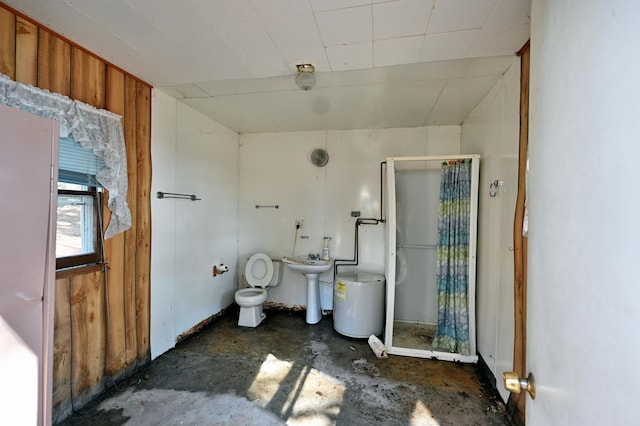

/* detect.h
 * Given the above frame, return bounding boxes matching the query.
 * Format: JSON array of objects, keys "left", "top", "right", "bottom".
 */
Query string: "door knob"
[{"left": 503, "top": 371, "right": 536, "bottom": 399}]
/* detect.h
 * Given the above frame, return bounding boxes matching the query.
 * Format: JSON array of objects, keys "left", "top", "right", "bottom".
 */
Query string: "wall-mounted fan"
[{"left": 311, "top": 148, "right": 329, "bottom": 167}]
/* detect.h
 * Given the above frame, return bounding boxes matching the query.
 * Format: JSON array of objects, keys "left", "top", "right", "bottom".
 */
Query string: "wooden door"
[
  {"left": 0, "top": 104, "right": 58, "bottom": 425},
  {"left": 505, "top": 42, "right": 529, "bottom": 425}
]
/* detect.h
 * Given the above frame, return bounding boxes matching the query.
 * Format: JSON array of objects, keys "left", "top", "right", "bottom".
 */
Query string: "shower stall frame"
[{"left": 384, "top": 155, "right": 480, "bottom": 363}]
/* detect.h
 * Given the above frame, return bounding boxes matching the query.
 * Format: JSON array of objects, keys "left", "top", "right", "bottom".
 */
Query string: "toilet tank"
[{"left": 269, "top": 259, "right": 283, "bottom": 287}]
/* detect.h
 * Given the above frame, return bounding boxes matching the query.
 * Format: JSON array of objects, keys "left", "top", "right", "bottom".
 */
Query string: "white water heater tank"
[{"left": 333, "top": 272, "right": 385, "bottom": 338}]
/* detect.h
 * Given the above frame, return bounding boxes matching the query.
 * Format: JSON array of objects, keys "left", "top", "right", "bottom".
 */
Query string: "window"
[
  {"left": 56, "top": 184, "right": 102, "bottom": 269},
  {"left": 56, "top": 136, "right": 105, "bottom": 270}
]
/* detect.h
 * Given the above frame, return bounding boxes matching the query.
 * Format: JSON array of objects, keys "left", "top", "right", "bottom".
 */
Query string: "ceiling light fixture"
[{"left": 295, "top": 64, "right": 316, "bottom": 91}]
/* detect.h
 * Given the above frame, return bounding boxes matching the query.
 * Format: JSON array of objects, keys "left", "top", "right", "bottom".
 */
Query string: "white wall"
[
  {"left": 151, "top": 89, "right": 239, "bottom": 359},
  {"left": 527, "top": 1, "right": 640, "bottom": 424},
  {"left": 238, "top": 127, "right": 460, "bottom": 310},
  {"left": 150, "top": 90, "right": 177, "bottom": 357},
  {"left": 460, "top": 58, "right": 520, "bottom": 402}
]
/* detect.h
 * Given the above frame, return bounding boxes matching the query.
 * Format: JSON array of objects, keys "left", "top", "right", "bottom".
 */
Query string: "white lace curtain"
[{"left": 0, "top": 73, "right": 131, "bottom": 238}]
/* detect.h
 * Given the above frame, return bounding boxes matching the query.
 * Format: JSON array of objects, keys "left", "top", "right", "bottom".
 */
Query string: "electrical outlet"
[{"left": 295, "top": 219, "right": 304, "bottom": 229}]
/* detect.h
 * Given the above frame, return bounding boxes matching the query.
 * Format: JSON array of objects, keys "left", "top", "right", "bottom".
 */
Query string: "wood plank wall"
[{"left": 0, "top": 4, "right": 152, "bottom": 423}]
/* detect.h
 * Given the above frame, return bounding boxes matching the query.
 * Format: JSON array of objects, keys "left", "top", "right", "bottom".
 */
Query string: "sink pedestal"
[
  {"left": 281, "top": 256, "right": 333, "bottom": 325},
  {"left": 305, "top": 273, "right": 321, "bottom": 324}
]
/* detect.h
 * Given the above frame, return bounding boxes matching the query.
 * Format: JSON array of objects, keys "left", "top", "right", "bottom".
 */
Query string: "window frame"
[{"left": 56, "top": 187, "right": 103, "bottom": 270}]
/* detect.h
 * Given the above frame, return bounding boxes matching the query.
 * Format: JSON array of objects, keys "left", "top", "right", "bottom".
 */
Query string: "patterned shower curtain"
[{"left": 432, "top": 159, "right": 472, "bottom": 355}]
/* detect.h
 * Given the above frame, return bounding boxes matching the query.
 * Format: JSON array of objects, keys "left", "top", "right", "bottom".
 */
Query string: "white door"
[
  {"left": 0, "top": 104, "right": 58, "bottom": 425},
  {"left": 527, "top": 1, "right": 640, "bottom": 424}
]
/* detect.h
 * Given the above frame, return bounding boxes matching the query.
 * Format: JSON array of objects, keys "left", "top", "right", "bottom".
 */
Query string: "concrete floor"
[{"left": 58, "top": 308, "right": 511, "bottom": 425}]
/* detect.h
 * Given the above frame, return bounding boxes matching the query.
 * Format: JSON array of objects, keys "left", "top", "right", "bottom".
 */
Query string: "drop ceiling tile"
[
  {"left": 191, "top": 80, "right": 247, "bottom": 97},
  {"left": 184, "top": 90, "right": 326, "bottom": 133},
  {"left": 240, "top": 52, "right": 292, "bottom": 79},
  {"left": 326, "top": 42, "right": 373, "bottom": 71},
  {"left": 315, "top": 67, "right": 388, "bottom": 88},
  {"left": 484, "top": 0, "right": 531, "bottom": 28},
  {"left": 69, "top": 0, "right": 181, "bottom": 62},
  {"left": 279, "top": 47, "right": 331, "bottom": 73},
  {"left": 158, "top": 84, "right": 209, "bottom": 100},
  {"left": 378, "top": 80, "right": 447, "bottom": 128},
  {"left": 245, "top": 91, "right": 331, "bottom": 132},
  {"left": 310, "top": 0, "right": 371, "bottom": 13},
  {"left": 250, "top": 0, "right": 314, "bottom": 19},
  {"left": 17, "top": 3, "right": 117, "bottom": 57},
  {"left": 214, "top": 20, "right": 289, "bottom": 77},
  {"left": 315, "top": 6, "right": 372, "bottom": 46},
  {"left": 187, "top": 0, "right": 257, "bottom": 28},
  {"left": 194, "top": 74, "right": 301, "bottom": 99},
  {"left": 54, "top": 0, "right": 123, "bottom": 28},
  {"left": 2, "top": 0, "right": 52, "bottom": 11},
  {"left": 469, "top": 24, "right": 530, "bottom": 58},
  {"left": 120, "top": 51, "right": 183, "bottom": 86},
  {"left": 215, "top": 19, "right": 274, "bottom": 54},
  {"left": 182, "top": 96, "right": 242, "bottom": 132},
  {"left": 373, "top": 0, "right": 433, "bottom": 40},
  {"left": 374, "top": 36, "right": 423, "bottom": 67},
  {"left": 167, "top": 27, "right": 238, "bottom": 64},
  {"left": 124, "top": 0, "right": 210, "bottom": 41},
  {"left": 66, "top": 0, "right": 146, "bottom": 34},
  {"left": 263, "top": 13, "right": 324, "bottom": 50},
  {"left": 427, "top": 0, "right": 497, "bottom": 34},
  {"left": 180, "top": 56, "right": 254, "bottom": 83},
  {"left": 454, "top": 56, "right": 516, "bottom": 77},
  {"left": 427, "top": 75, "right": 499, "bottom": 125},
  {"left": 323, "top": 85, "right": 386, "bottom": 130},
  {"left": 419, "top": 30, "right": 479, "bottom": 62},
  {"left": 393, "top": 57, "right": 495, "bottom": 81}
]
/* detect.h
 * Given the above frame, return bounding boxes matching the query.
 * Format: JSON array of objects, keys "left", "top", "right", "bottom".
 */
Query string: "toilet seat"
[
  {"left": 236, "top": 253, "right": 275, "bottom": 327},
  {"left": 245, "top": 253, "right": 273, "bottom": 288},
  {"left": 235, "top": 288, "right": 267, "bottom": 305}
]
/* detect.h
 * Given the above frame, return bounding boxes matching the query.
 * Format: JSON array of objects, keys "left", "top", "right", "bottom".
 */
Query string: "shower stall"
[{"left": 384, "top": 155, "right": 480, "bottom": 363}]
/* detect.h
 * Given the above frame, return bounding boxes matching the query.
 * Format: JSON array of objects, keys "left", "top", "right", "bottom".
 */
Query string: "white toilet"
[{"left": 235, "top": 253, "right": 282, "bottom": 327}]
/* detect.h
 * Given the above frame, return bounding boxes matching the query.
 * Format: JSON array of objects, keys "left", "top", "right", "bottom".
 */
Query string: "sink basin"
[
  {"left": 282, "top": 256, "right": 333, "bottom": 325},
  {"left": 282, "top": 256, "right": 333, "bottom": 274}
]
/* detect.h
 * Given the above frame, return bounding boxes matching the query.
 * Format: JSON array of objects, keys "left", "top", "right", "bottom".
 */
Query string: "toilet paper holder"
[{"left": 213, "top": 264, "right": 229, "bottom": 276}]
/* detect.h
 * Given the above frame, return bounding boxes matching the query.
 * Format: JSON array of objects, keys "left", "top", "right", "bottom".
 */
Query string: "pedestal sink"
[{"left": 282, "top": 256, "right": 333, "bottom": 324}]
